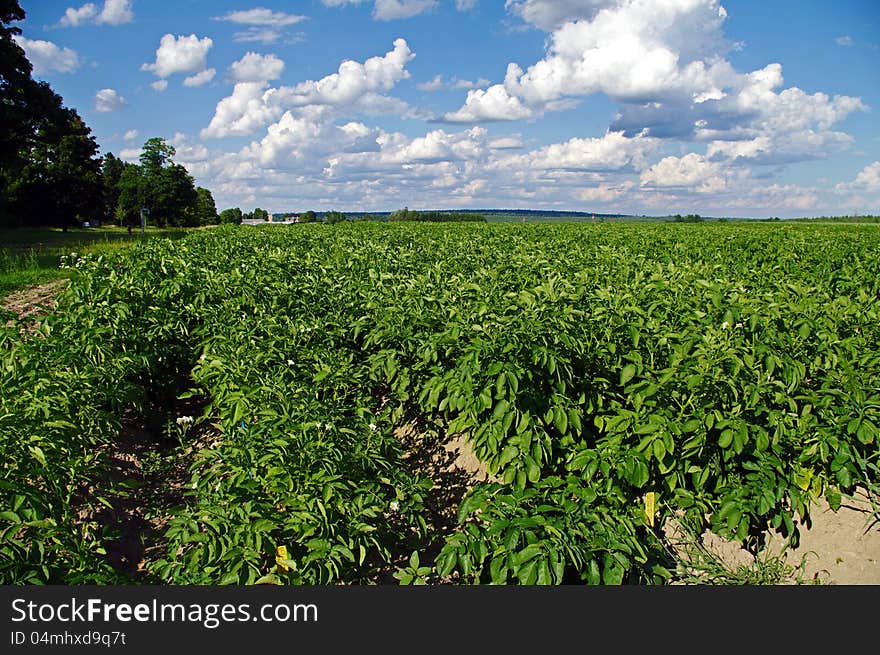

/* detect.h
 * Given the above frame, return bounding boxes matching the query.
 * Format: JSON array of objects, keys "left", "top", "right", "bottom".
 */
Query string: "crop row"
[{"left": 1, "top": 222, "right": 878, "bottom": 583}]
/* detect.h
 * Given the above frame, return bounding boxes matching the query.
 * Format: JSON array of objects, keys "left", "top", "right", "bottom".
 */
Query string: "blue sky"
[{"left": 12, "top": 0, "right": 880, "bottom": 216}]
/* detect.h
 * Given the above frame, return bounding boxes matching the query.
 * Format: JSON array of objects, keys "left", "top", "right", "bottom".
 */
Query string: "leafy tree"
[
  {"left": 115, "top": 164, "right": 143, "bottom": 228},
  {"left": 155, "top": 164, "right": 198, "bottom": 227},
  {"left": 0, "top": 1, "right": 103, "bottom": 229},
  {"left": 101, "top": 152, "right": 126, "bottom": 221},
  {"left": 241, "top": 207, "right": 270, "bottom": 222},
  {"left": 418, "top": 211, "right": 486, "bottom": 223},
  {"left": 138, "top": 137, "right": 176, "bottom": 226},
  {"left": 1, "top": 2, "right": 217, "bottom": 232},
  {"left": 6, "top": 89, "right": 102, "bottom": 229},
  {"left": 324, "top": 210, "right": 347, "bottom": 224},
  {"left": 219, "top": 207, "right": 242, "bottom": 224},
  {"left": 300, "top": 210, "right": 316, "bottom": 223},
  {"left": 139, "top": 137, "right": 176, "bottom": 180},
  {"left": 0, "top": 0, "right": 31, "bottom": 179},
  {"left": 118, "top": 136, "right": 204, "bottom": 227},
  {"left": 389, "top": 206, "right": 419, "bottom": 222},
  {"left": 195, "top": 186, "right": 218, "bottom": 226}
]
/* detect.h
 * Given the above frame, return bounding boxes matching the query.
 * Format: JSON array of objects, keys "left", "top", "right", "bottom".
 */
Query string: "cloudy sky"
[{"left": 12, "top": 0, "right": 880, "bottom": 217}]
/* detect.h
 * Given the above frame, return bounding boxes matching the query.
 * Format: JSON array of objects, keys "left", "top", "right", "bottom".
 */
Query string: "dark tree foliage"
[
  {"left": 3, "top": 85, "right": 103, "bottom": 229},
  {"left": 324, "top": 210, "right": 347, "bottom": 224},
  {"left": 1, "top": 1, "right": 103, "bottom": 229},
  {"left": 153, "top": 163, "right": 199, "bottom": 227},
  {"left": 417, "top": 211, "right": 486, "bottom": 223},
  {"left": 109, "top": 137, "right": 203, "bottom": 228},
  {"left": 139, "top": 138, "right": 176, "bottom": 179},
  {"left": 101, "top": 152, "right": 125, "bottom": 220},
  {"left": 0, "top": 0, "right": 30, "bottom": 175},
  {"left": 219, "top": 207, "right": 243, "bottom": 224},
  {"left": 242, "top": 207, "right": 269, "bottom": 222},
  {"left": 115, "top": 163, "right": 143, "bottom": 227},
  {"left": 388, "top": 206, "right": 419, "bottom": 222},
  {"left": 196, "top": 186, "right": 219, "bottom": 226},
  {"left": 388, "top": 207, "right": 486, "bottom": 223}
]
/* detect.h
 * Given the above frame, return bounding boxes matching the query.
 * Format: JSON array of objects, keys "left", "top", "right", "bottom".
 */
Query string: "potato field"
[{"left": 2, "top": 222, "right": 879, "bottom": 584}]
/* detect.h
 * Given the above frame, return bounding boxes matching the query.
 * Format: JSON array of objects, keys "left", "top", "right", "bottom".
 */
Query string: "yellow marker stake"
[
  {"left": 644, "top": 492, "right": 657, "bottom": 528},
  {"left": 276, "top": 546, "right": 290, "bottom": 572}
]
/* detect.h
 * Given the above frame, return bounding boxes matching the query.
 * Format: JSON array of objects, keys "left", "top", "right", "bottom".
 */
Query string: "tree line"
[
  {"left": 106, "top": 137, "right": 218, "bottom": 229},
  {"left": 0, "top": 1, "right": 219, "bottom": 230},
  {"left": 388, "top": 207, "right": 486, "bottom": 222}
]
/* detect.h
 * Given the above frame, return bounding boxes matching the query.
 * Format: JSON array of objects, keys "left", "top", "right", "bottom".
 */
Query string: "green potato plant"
[{"left": 1, "top": 222, "right": 877, "bottom": 584}]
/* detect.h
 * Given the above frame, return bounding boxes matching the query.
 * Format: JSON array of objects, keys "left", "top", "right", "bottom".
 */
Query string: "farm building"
[{"left": 242, "top": 214, "right": 300, "bottom": 225}]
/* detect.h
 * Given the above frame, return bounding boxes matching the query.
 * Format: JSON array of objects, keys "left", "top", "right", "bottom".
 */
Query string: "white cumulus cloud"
[
  {"left": 202, "top": 39, "right": 414, "bottom": 139},
  {"left": 119, "top": 148, "right": 142, "bottom": 162},
  {"left": 59, "top": 0, "right": 133, "bottom": 27},
  {"left": 97, "top": 0, "right": 134, "bottom": 24},
  {"left": 213, "top": 8, "right": 307, "bottom": 25},
  {"left": 157, "top": 1, "right": 872, "bottom": 218},
  {"left": 323, "top": 0, "right": 438, "bottom": 21},
  {"left": 444, "top": 85, "right": 534, "bottom": 122},
  {"left": 214, "top": 7, "right": 307, "bottom": 43},
  {"left": 836, "top": 162, "right": 880, "bottom": 193},
  {"left": 229, "top": 28, "right": 281, "bottom": 44},
  {"left": 513, "top": 131, "right": 656, "bottom": 172},
  {"left": 640, "top": 153, "right": 726, "bottom": 193},
  {"left": 851, "top": 162, "right": 880, "bottom": 192},
  {"left": 418, "top": 74, "right": 445, "bottom": 91},
  {"left": 376, "top": 0, "right": 437, "bottom": 20},
  {"left": 577, "top": 183, "right": 632, "bottom": 203},
  {"left": 94, "top": 88, "right": 127, "bottom": 112},
  {"left": 201, "top": 82, "right": 281, "bottom": 138},
  {"left": 272, "top": 37, "right": 413, "bottom": 106},
  {"left": 141, "top": 34, "right": 213, "bottom": 80},
  {"left": 230, "top": 52, "right": 285, "bottom": 83},
  {"left": 442, "top": 0, "right": 866, "bottom": 169},
  {"left": 447, "top": 0, "right": 733, "bottom": 122},
  {"left": 505, "top": 0, "right": 614, "bottom": 31},
  {"left": 454, "top": 77, "right": 491, "bottom": 89},
  {"left": 12, "top": 36, "right": 80, "bottom": 75},
  {"left": 59, "top": 3, "right": 97, "bottom": 27},
  {"left": 184, "top": 68, "right": 216, "bottom": 87},
  {"left": 418, "top": 75, "right": 492, "bottom": 92}
]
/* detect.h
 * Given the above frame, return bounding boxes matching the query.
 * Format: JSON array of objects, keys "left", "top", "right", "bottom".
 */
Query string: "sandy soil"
[
  {"left": 2, "top": 278, "right": 68, "bottom": 330},
  {"left": 400, "top": 422, "right": 880, "bottom": 584},
  {"left": 668, "top": 489, "right": 879, "bottom": 584},
  {"left": 775, "top": 491, "right": 879, "bottom": 584},
  {"left": 430, "top": 427, "right": 880, "bottom": 584}
]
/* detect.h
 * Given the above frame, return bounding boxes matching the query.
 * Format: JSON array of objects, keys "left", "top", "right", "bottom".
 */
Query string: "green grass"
[
  {"left": 0, "top": 226, "right": 192, "bottom": 299},
  {"left": 668, "top": 521, "right": 825, "bottom": 585}
]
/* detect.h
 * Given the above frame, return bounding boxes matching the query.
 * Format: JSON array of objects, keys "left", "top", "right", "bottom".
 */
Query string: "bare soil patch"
[
  {"left": 774, "top": 491, "right": 879, "bottom": 584},
  {"left": 396, "top": 420, "right": 499, "bottom": 528},
  {"left": 389, "top": 414, "right": 879, "bottom": 584},
  {"left": 363, "top": 418, "right": 501, "bottom": 582},
  {"left": 2, "top": 278, "right": 68, "bottom": 331},
  {"left": 666, "top": 490, "right": 880, "bottom": 584},
  {"left": 72, "top": 388, "right": 218, "bottom": 581}
]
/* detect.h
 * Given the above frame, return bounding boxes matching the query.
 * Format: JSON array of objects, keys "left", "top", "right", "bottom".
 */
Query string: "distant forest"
[{"left": 270, "top": 209, "right": 880, "bottom": 223}]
